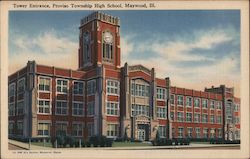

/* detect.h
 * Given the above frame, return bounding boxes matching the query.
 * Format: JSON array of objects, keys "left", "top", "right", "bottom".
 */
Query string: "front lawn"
[{"left": 113, "top": 141, "right": 152, "bottom": 147}]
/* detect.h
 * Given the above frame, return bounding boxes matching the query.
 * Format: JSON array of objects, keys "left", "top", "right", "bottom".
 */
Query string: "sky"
[{"left": 8, "top": 10, "right": 241, "bottom": 97}]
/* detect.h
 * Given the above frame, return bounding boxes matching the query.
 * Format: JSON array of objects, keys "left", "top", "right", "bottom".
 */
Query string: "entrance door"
[{"left": 138, "top": 129, "right": 145, "bottom": 141}]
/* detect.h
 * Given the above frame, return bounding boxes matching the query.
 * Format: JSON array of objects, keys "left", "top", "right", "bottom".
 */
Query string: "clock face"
[
  {"left": 103, "top": 32, "right": 113, "bottom": 44},
  {"left": 83, "top": 32, "right": 90, "bottom": 43}
]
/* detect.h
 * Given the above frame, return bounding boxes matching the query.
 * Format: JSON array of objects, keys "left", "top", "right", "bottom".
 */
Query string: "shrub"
[
  {"left": 105, "top": 138, "right": 113, "bottom": 147},
  {"left": 100, "top": 136, "right": 106, "bottom": 147},
  {"left": 89, "top": 136, "right": 99, "bottom": 147}
]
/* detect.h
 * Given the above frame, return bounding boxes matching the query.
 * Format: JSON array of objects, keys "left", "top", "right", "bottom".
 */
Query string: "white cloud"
[{"left": 9, "top": 30, "right": 78, "bottom": 74}]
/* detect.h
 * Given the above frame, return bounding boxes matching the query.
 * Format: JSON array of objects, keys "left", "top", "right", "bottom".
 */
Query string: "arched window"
[
  {"left": 102, "top": 31, "right": 113, "bottom": 62},
  {"left": 83, "top": 31, "right": 91, "bottom": 64}
]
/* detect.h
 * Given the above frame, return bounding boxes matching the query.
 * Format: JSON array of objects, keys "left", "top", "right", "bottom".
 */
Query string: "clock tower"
[{"left": 78, "top": 11, "right": 121, "bottom": 71}]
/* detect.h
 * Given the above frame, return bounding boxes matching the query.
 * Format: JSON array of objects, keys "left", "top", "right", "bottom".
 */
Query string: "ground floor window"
[
  {"left": 87, "top": 123, "right": 94, "bottom": 137},
  {"left": 196, "top": 128, "right": 201, "bottom": 138},
  {"left": 172, "top": 128, "right": 175, "bottom": 138},
  {"left": 158, "top": 126, "right": 166, "bottom": 138},
  {"left": 72, "top": 123, "right": 84, "bottom": 137},
  {"left": 178, "top": 127, "right": 184, "bottom": 138},
  {"left": 187, "top": 127, "right": 193, "bottom": 138},
  {"left": 38, "top": 123, "right": 50, "bottom": 136},
  {"left": 8, "top": 122, "right": 14, "bottom": 134},
  {"left": 107, "top": 124, "right": 119, "bottom": 138},
  {"left": 218, "top": 128, "right": 222, "bottom": 138},
  {"left": 210, "top": 128, "right": 215, "bottom": 138},
  {"left": 38, "top": 100, "right": 50, "bottom": 114},
  {"left": 203, "top": 128, "right": 208, "bottom": 138},
  {"left": 56, "top": 122, "right": 67, "bottom": 136},
  {"left": 17, "top": 121, "right": 23, "bottom": 135}
]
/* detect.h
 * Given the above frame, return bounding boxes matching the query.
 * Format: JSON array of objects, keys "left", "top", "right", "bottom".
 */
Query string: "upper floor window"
[
  {"left": 18, "top": 78, "right": 25, "bottom": 93},
  {"left": 56, "top": 101, "right": 68, "bottom": 115},
  {"left": 177, "top": 95, "right": 184, "bottom": 106},
  {"left": 157, "top": 107, "right": 167, "bottom": 119},
  {"left": 8, "top": 83, "right": 15, "bottom": 97},
  {"left": 83, "top": 31, "right": 91, "bottom": 63},
  {"left": 102, "top": 31, "right": 113, "bottom": 62},
  {"left": 72, "top": 102, "right": 84, "bottom": 116},
  {"left": 194, "top": 98, "right": 200, "bottom": 107},
  {"left": 87, "top": 101, "right": 95, "bottom": 116},
  {"left": 131, "top": 104, "right": 149, "bottom": 117},
  {"left": 217, "top": 101, "right": 222, "bottom": 109},
  {"left": 38, "top": 100, "right": 50, "bottom": 114},
  {"left": 202, "top": 99, "right": 208, "bottom": 108},
  {"left": 186, "top": 97, "right": 192, "bottom": 107},
  {"left": 170, "top": 94, "right": 175, "bottom": 105},
  {"left": 39, "top": 77, "right": 50, "bottom": 92},
  {"left": 87, "top": 80, "right": 96, "bottom": 95},
  {"left": 131, "top": 83, "right": 150, "bottom": 97},
  {"left": 106, "top": 102, "right": 119, "bottom": 116},
  {"left": 210, "top": 100, "right": 215, "bottom": 109},
  {"left": 156, "top": 87, "right": 166, "bottom": 100},
  {"left": 186, "top": 112, "right": 192, "bottom": 122},
  {"left": 57, "top": 79, "right": 68, "bottom": 93},
  {"left": 17, "top": 100, "right": 24, "bottom": 115},
  {"left": 234, "top": 104, "right": 239, "bottom": 112},
  {"left": 8, "top": 103, "right": 15, "bottom": 116},
  {"left": 177, "top": 112, "right": 184, "bottom": 122},
  {"left": 73, "top": 81, "right": 84, "bottom": 95},
  {"left": 202, "top": 114, "right": 208, "bottom": 123},
  {"left": 107, "top": 80, "right": 119, "bottom": 95},
  {"left": 210, "top": 115, "right": 215, "bottom": 123},
  {"left": 194, "top": 113, "right": 200, "bottom": 123}
]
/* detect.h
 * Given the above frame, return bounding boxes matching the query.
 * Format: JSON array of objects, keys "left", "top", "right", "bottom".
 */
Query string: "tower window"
[
  {"left": 102, "top": 31, "right": 113, "bottom": 62},
  {"left": 83, "top": 31, "right": 91, "bottom": 65}
]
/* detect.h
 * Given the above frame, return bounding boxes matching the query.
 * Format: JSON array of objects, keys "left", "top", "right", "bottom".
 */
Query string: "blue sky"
[{"left": 9, "top": 10, "right": 241, "bottom": 96}]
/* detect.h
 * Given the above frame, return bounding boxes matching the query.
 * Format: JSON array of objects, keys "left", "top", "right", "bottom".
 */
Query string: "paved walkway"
[{"left": 8, "top": 139, "right": 240, "bottom": 150}]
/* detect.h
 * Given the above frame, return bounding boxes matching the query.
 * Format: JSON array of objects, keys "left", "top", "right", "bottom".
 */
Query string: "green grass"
[
  {"left": 31, "top": 142, "right": 53, "bottom": 147},
  {"left": 113, "top": 141, "right": 152, "bottom": 147}
]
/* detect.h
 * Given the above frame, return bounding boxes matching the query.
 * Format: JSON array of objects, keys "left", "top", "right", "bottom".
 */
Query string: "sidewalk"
[
  {"left": 9, "top": 139, "right": 52, "bottom": 150},
  {"left": 9, "top": 139, "right": 240, "bottom": 150}
]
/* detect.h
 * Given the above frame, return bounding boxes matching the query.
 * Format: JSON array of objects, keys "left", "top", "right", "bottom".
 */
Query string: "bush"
[
  {"left": 100, "top": 136, "right": 106, "bottom": 147},
  {"left": 89, "top": 136, "right": 99, "bottom": 147},
  {"left": 105, "top": 138, "right": 113, "bottom": 147}
]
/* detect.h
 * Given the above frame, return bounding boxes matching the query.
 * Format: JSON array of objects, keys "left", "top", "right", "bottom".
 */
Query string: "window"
[
  {"left": 217, "top": 101, "right": 222, "bottom": 109},
  {"left": 186, "top": 97, "right": 192, "bottom": 107},
  {"left": 56, "top": 101, "right": 68, "bottom": 115},
  {"left": 39, "top": 77, "right": 50, "bottom": 91},
  {"left": 194, "top": 98, "right": 200, "bottom": 107},
  {"left": 187, "top": 127, "right": 193, "bottom": 138},
  {"left": 56, "top": 122, "right": 67, "bottom": 136},
  {"left": 38, "top": 123, "right": 50, "bottom": 136},
  {"left": 195, "top": 128, "right": 201, "bottom": 138},
  {"left": 234, "top": 116, "right": 240, "bottom": 124},
  {"left": 217, "top": 116, "right": 222, "bottom": 124},
  {"left": 172, "top": 128, "right": 175, "bottom": 138},
  {"left": 210, "top": 128, "right": 215, "bottom": 138},
  {"left": 17, "top": 100, "right": 24, "bottom": 115},
  {"left": 158, "top": 126, "right": 166, "bottom": 138},
  {"left": 177, "top": 95, "right": 184, "bottom": 106},
  {"left": 202, "top": 114, "right": 208, "bottom": 123},
  {"left": 186, "top": 113, "right": 192, "bottom": 122},
  {"left": 157, "top": 107, "right": 167, "bottom": 118},
  {"left": 194, "top": 113, "right": 200, "bottom": 123},
  {"left": 102, "top": 31, "right": 113, "bottom": 61},
  {"left": 38, "top": 100, "right": 50, "bottom": 114},
  {"left": 72, "top": 102, "right": 84, "bottom": 116},
  {"left": 177, "top": 112, "right": 184, "bottom": 122},
  {"left": 131, "top": 83, "right": 150, "bottom": 97},
  {"left": 157, "top": 87, "right": 166, "bottom": 100},
  {"left": 218, "top": 128, "right": 222, "bottom": 138},
  {"left": 9, "top": 122, "right": 14, "bottom": 135},
  {"left": 106, "top": 102, "right": 119, "bottom": 116},
  {"left": 18, "top": 78, "right": 25, "bottom": 93},
  {"left": 107, "top": 80, "right": 119, "bottom": 95},
  {"left": 170, "top": 94, "right": 175, "bottom": 105},
  {"left": 210, "top": 100, "right": 215, "bottom": 109},
  {"left": 87, "top": 80, "right": 96, "bottom": 95},
  {"left": 8, "top": 83, "right": 15, "bottom": 97},
  {"left": 87, "top": 123, "right": 94, "bottom": 137},
  {"left": 202, "top": 99, "right": 208, "bottom": 108},
  {"left": 107, "top": 124, "right": 119, "bottom": 138},
  {"left": 83, "top": 31, "right": 91, "bottom": 63},
  {"left": 210, "top": 115, "right": 215, "bottom": 123},
  {"left": 87, "top": 102, "right": 95, "bottom": 116},
  {"left": 17, "top": 121, "right": 23, "bottom": 135},
  {"left": 73, "top": 81, "right": 84, "bottom": 95},
  {"left": 178, "top": 127, "right": 184, "bottom": 138},
  {"left": 170, "top": 112, "right": 175, "bottom": 121},
  {"left": 72, "top": 123, "right": 83, "bottom": 137},
  {"left": 57, "top": 79, "right": 68, "bottom": 93},
  {"left": 203, "top": 128, "right": 208, "bottom": 138},
  {"left": 131, "top": 104, "right": 149, "bottom": 117},
  {"left": 234, "top": 104, "right": 239, "bottom": 112},
  {"left": 8, "top": 103, "right": 15, "bottom": 116}
]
